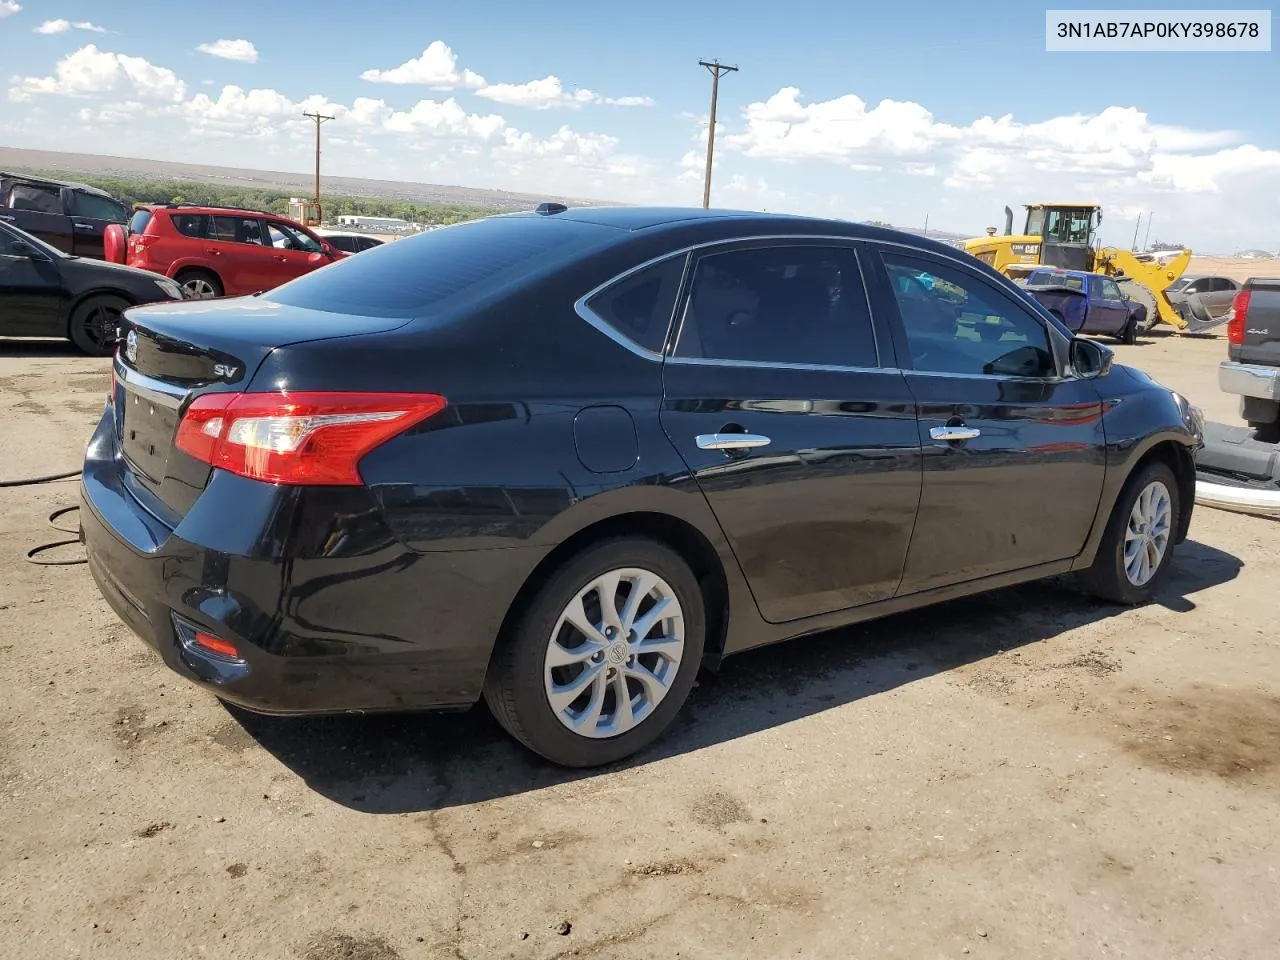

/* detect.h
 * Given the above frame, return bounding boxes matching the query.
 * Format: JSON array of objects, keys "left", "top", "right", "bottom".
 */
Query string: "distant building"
[{"left": 335, "top": 215, "right": 415, "bottom": 231}]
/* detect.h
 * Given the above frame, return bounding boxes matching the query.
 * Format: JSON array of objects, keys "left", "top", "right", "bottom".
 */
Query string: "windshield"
[{"left": 0, "top": 220, "right": 69, "bottom": 259}]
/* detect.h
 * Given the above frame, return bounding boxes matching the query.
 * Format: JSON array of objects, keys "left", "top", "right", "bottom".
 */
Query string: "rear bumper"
[
  {"left": 1195, "top": 478, "right": 1280, "bottom": 518},
  {"left": 1219, "top": 361, "right": 1280, "bottom": 401},
  {"left": 80, "top": 413, "right": 542, "bottom": 715}
]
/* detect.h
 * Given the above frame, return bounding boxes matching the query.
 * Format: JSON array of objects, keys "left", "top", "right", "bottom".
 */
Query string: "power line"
[
  {"left": 698, "top": 59, "right": 738, "bottom": 209},
  {"left": 302, "top": 111, "right": 335, "bottom": 221}
]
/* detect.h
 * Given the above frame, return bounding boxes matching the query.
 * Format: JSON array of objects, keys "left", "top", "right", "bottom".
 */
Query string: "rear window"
[
  {"left": 128, "top": 209, "right": 153, "bottom": 235},
  {"left": 263, "top": 215, "right": 618, "bottom": 319},
  {"left": 1027, "top": 271, "right": 1083, "bottom": 292}
]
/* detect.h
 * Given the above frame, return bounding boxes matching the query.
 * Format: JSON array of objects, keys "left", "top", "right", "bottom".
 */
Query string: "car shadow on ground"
[
  {"left": 230, "top": 538, "right": 1241, "bottom": 814},
  {"left": 0, "top": 339, "right": 90, "bottom": 359}
]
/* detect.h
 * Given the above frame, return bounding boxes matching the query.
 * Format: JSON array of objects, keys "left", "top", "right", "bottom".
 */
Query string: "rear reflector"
[
  {"left": 1227, "top": 288, "right": 1251, "bottom": 345},
  {"left": 175, "top": 391, "right": 447, "bottom": 486},
  {"left": 194, "top": 631, "right": 241, "bottom": 659}
]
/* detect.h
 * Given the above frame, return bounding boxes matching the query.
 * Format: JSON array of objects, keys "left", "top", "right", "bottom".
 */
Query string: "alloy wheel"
[
  {"left": 543, "top": 567, "right": 685, "bottom": 739},
  {"left": 182, "top": 277, "right": 218, "bottom": 299},
  {"left": 81, "top": 303, "right": 122, "bottom": 352},
  {"left": 1123, "top": 480, "right": 1172, "bottom": 587}
]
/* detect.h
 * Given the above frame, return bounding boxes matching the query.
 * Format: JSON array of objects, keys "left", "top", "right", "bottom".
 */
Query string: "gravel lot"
[{"left": 1, "top": 331, "right": 1277, "bottom": 960}]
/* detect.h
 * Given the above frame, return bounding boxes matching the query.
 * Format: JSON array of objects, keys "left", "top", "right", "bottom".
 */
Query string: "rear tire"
[
  {"left": 483, "top": 537, "right": 706, "bottom": 767},
  {"left": 68, "top": 294, "right": 129, "bottom": 357},
  {"left": 175, "top": 269, "right": 222, "bottom": 299},
  {"left": 1077, "top": 460, "right": 1181, "bottom": 605}
]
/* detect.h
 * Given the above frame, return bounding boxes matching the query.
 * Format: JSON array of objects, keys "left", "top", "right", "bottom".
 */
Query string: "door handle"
[
  {"left": 205, "top": 249, "right": 221, "bottom": 256},
  {"left": 930, "top": 425, "right": 981, "bottom": 442},
  {"left": 73, "top": 222, "right": 95, "bottom": 232},
  {"left": 696, "top": 433, "right": 771, "bottom": 451},
  {"left": 0, "top": 214, "right": 15, "bottom": 221}
]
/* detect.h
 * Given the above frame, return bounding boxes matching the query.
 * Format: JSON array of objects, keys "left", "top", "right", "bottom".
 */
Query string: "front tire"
[
  {"left": 1118, "top": 316, "right": 1138, "bottom": 345},
  {"left": 68, "top": 294, "right": 129, "bottom": 356},
  {"left": 1077, "top": 460, "right": 1180, "bottom": 604},
  {"left": 484, "top": 538, "right": 706, "bottom": 767},
  {"left": 175, "top": 269, "right": 223, "bottom": 299}
]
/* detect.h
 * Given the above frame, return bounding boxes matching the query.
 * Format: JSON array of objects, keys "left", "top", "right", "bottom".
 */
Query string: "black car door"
[
  {"left": 865, "top": 244, "right": 1106, "bottom": 595},
  {"left": 0, "top": 226, "right": 64, "bottom": 337},
  {"left": 659, "top": 239, "right": 922, "bottom": 624},
  {"left": 67, "top": 190, "right": 128, "bottom": 260}
]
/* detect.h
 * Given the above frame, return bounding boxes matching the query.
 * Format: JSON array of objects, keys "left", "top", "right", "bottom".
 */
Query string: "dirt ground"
[{"left": 1, "top": 329, "right": 1278, "bottom": 960}]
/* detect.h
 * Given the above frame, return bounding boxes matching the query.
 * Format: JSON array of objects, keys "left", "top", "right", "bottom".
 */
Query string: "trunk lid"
[{"left": 113, "top": 296, "right": 412, "bottom": 521}]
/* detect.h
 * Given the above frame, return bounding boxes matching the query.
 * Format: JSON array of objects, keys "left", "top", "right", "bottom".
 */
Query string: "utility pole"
[
  {"left": 303, "top": 110, "right": 335, "bottom": 223},
  {"left": 923, "top": 212, "right": 929, "bottom": 238},
  {"left": 1142, "top": 212, "right": 1153, "bottom": 251},
  {"left": 698, "top": 59, "right": 738, "bottom": 209},
  {"left": 1131, "top": 213, "right": 1142, "bottom": 251}
]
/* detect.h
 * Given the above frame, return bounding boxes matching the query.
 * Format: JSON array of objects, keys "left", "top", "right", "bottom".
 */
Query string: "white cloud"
[
  {"left": 384, "top": 97, "right": 505, "bottom": 139},
  {"left": 9, "top": 44, "right": 186, "bottom": 102},
  {"left": 196, "top": 39, "right": 259, "bottom": 63},
  {"left": 0, "top": 1, "right": 21, "bottom": 18},
  {"left": 476, "top": 75, "right": 598, "bottom": 110},
  {"left": 474, "top": 75, "right": 654, "bottom": 110},
  {"left": 35, "top": 19, "right": 106, "bottom": 34},
  {"left": 360, "top": 41, "right": 485, "bottom": 90}
]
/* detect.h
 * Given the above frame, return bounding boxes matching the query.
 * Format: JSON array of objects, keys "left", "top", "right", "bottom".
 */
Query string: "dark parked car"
[
  {"left": 0, "top": 171, "right": 129, "bottom": 261},
  {"left": 81, "top": 207, "right": 1204, "bottom": 767},
  {"left": 0, "top": 220, "right": 184, "bottom": 355}
]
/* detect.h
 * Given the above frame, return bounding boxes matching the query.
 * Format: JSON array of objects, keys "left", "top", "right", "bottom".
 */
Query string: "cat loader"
[{"left": 963, "top": 203, "right": 1222, "bottom": 334}]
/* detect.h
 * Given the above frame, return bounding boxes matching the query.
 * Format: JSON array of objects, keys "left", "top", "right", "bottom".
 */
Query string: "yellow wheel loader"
[{"left": 963, "top": 204, "right": 1216, "bottom": 334}]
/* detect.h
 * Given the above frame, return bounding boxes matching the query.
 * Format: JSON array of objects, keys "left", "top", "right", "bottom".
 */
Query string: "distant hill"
[{"left": 0, "top": 145, "right": 610, "bottom": 212}]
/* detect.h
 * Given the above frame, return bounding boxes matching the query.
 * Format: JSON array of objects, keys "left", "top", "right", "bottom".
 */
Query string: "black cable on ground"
[
  {"left": 2, "top": 469, "right": 88, "bottom": 565},
  {"left": 0, "top": 469, "right": 82, "bottom": 488}
]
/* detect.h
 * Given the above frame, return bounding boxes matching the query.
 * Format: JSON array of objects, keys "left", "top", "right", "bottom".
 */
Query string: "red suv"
[{"left": 115, "top": 204, "right": 347, "bottom": 298}]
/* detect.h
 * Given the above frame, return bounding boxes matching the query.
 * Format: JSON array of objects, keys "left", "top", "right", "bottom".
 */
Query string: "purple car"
[{"left": 1024, "top": 268, "right": 1145, "bottom": 345}]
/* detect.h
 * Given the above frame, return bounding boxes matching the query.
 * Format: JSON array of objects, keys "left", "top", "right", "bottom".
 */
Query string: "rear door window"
[
  {"left": 583, "top": 255, "right": 686, "bottom": 354},
  {"left": 209, "top": 216, "right": 266, "bottom": 245},
  {"left": 674, "top": 243, "right": 878, "bottom": 368}
]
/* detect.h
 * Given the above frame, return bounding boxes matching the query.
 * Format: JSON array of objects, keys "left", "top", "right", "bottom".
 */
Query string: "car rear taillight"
[
  {"left": 175, "top": 391, "right": 447, "bottom": 486},
  {"left": 1227, "top": 288, "right": 1251, "bottom": 345}
]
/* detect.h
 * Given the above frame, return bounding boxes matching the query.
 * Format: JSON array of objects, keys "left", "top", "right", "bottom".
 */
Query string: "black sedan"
[
  {"left": 0, "top": 220, "right": 184, "bottom": 355},
  {"left": 80, "top": 206, "right": 1204, "bottom": 767}
]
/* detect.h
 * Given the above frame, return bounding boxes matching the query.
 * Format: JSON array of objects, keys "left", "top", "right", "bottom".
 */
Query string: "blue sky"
[{"left": 2, "top": 0, "right": 1277, "bottom": 251}]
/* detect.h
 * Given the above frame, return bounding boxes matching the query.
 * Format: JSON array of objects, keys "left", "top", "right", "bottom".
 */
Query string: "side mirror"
[
  {"left": 1070, "top": 337, "right": 1114, "bottom": 380},
  {"left": 320, "top": 241, "right": 336, "bottom": 258},
  {"left": 9, "top": 240, "right": 39, "bottom": 259}
]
